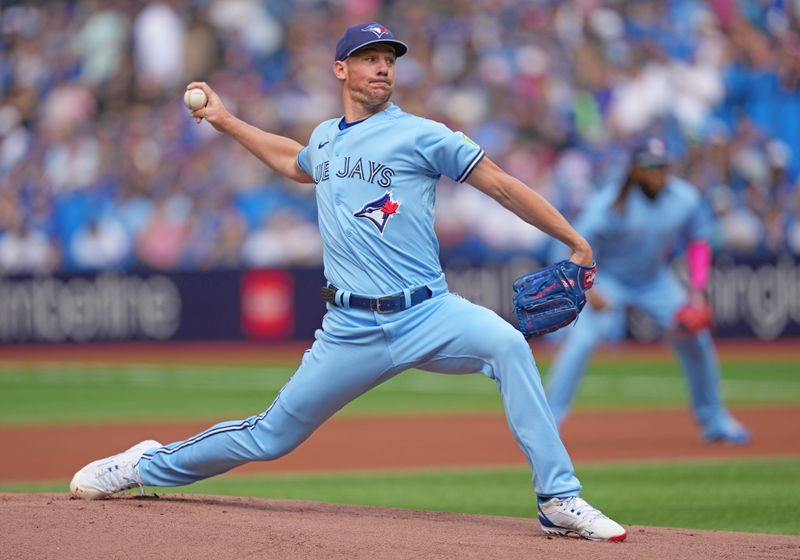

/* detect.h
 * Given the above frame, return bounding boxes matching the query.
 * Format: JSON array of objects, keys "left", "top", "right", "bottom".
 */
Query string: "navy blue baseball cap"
[
  {"left": 631, "top": 137, "right": 669, "bottom": 168},
  {"left": 335, "top": 22, "right": 408, "bottom": 61}
]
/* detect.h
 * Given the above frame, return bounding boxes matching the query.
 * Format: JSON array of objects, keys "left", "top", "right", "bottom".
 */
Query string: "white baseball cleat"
[
  {"left": 70, "top": 440, "right": 162, "bottom": 500},
  {"left": 538, "top": 496, "right": 627, "bottom": 542},
  {"left": 702, "top": 418, "right": 751, "bottom": 446}
]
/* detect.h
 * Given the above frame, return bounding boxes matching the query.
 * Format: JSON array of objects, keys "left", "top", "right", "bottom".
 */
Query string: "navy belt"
[{"left": 321, "top": 285, "right": 432, "bottom": 313}]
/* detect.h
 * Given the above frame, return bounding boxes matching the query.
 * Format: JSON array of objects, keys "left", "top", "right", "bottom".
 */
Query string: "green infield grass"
[
  {"left": 1, "top": 358, "right": 799, "bottom": 425},
  {"left": 3, "top": 457, "right": 798, "bottom": 535},
  {"left": 0, "top": 358, "right": 798, "bottom": 425}
]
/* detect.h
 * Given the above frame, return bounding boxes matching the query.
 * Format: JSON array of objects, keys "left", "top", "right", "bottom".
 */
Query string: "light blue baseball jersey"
[
  {"left": 574, "top": 176, "right": 711, "bottom": 286},
  {"left": 297, "top": 103, "right": 484, "bottom": 295}
]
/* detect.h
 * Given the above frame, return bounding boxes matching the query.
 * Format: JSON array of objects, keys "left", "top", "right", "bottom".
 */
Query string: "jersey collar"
[{"left": 338, "top": 103, "right": 399, "bottom": 130}]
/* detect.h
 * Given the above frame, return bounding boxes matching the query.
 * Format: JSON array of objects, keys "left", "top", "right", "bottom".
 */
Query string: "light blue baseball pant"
[
  {"left": 545, "top": 272, "right": 736, "bottom": 437},
  {"left": 138, "top": 275, "right": 582, "bottom": 499}
]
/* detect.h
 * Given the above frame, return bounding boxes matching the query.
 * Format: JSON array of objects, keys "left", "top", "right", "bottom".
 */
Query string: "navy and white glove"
[{"left": 512, "top": 260, "right": 597, "bottom": 338}]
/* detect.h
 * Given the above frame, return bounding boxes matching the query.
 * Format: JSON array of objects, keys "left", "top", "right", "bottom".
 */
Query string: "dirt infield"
[
  {"left": 1, "top": 406, "right": 798, "bottom": 482},
  {"left": 2, "top": 493, "right": 799, "bottom": 560}
]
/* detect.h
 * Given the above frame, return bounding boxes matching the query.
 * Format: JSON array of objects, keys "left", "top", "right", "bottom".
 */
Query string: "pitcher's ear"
[{"left": 333, "top": 60, "right": 347, "bottom": 80}]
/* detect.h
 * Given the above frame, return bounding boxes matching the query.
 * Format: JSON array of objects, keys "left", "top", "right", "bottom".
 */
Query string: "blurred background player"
[{"left": 545, "top": 138, "right": 751, "bottom": 445}]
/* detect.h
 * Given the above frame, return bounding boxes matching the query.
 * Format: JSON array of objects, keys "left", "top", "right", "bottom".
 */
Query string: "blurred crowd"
[{"left": 1, "top": 0, "right": 799, "bottom": 275}]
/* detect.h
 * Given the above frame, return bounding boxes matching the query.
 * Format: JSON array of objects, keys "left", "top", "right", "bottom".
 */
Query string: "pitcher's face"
[{"left": 334, "top": 44, "right": 397, "bottom": 110}]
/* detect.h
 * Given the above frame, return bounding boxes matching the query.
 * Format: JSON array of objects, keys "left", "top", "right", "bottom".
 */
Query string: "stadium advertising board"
[{"left": 0, "top": 256, "right": 797, "bottom": 343}]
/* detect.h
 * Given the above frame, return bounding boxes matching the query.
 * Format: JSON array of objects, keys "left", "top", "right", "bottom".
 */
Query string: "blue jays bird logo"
[
  {"left": 362, "top": 24, "right": 389, "bottom": 38},
  {"left": 354, "top": 191, "right": 400, "bottom": 234}
]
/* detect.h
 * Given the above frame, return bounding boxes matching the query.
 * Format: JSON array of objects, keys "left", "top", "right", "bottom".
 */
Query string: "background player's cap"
[
  {"left": 631, "top": 137, "right": 669, "bottom": 168},
  {"left": 335, "top": 22, "right": 408, "bottom": 61}
]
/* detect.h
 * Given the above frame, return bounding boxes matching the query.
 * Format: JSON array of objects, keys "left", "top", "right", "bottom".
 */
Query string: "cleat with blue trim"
[
  {"left": 538, "top": 496, "right": 627, "bottom": 542},
  {"left": 70, "top": 440, "right": 162, "bottom": 500},
  {"left": 703, "top": 425, "right": 751, "bottom": 445},
  {"left": 703, "top": 417, "right": 751, "bottom": 446}
]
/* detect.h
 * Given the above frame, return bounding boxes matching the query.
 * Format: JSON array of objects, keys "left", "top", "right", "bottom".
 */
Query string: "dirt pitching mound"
[{"left": 3, "top": 494, "right": 799, "bottom": 560}]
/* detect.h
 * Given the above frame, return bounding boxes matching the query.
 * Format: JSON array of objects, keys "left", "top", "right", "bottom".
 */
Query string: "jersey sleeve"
[
  {"left": 296, "top": 146, "right": 312, "bottom": 176},
  {"left": 686, "top": 197, "right": 714, "bottom": 242},
  {"left": 414, "top": 120, "right": 485, "bottom": 182}
]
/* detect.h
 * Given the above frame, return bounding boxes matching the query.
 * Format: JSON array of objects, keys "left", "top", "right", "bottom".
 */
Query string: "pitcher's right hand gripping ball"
[{"left": 512, "top": 260, "right": 597, "bottom": 338}]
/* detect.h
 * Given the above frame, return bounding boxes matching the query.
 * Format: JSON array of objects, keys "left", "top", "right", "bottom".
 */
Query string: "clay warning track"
[
  {"left": 0, "top": 339, "right": 797, "bottom": 364},
  {"left": 2, "top": 406, "right": 798, "bottom": 483}
]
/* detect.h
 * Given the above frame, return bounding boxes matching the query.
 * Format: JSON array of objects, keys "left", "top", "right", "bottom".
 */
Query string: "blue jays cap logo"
[
  {"left": 354, "top": 191, "right": 400, "bottom": 234},
  {"left": 335, "top": 22, "right": 408, "bottom": 61},
  {"left": 362, "top": 24, "right": 389, "bottom": 38}
]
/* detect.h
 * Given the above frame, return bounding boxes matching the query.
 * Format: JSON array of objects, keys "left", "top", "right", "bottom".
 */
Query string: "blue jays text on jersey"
[
  {"left": 297, "top": 103, "right": 484, "bottom": 295},
  {"left": 312, "top": 157, "right": 396, "bottom": 188}
]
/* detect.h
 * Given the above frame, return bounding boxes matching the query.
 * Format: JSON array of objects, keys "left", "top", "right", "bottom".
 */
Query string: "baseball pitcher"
[{"left": 71, "top": 23, "right": 626, "bottom": 542}]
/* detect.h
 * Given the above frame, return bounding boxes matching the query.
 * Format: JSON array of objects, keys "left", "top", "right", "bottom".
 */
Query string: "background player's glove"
[
  {"left": 512, "top": 260, "right": 597, "bottom": 338},
  {"left": 674, "top": 299, "right": 713, "bottom": 335}
]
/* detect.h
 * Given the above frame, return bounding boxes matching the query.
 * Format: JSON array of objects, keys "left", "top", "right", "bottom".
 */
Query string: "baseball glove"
[
  {"left": 512, "top": 260, "right": 597, "bottom": 338},
  {"left": 674, "top": 300, "right": 713, "bottom": 335}
]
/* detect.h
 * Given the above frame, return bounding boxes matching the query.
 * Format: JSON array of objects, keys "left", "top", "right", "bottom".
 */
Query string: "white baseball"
[{"left": 183, "top": 88, "right": 208, "bottom": 111}]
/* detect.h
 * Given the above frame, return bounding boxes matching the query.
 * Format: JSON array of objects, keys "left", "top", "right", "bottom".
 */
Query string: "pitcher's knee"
[
  {"left": 480, "top": 326, "right": 531, "bottom": 361},
  {"left": 246, "top": 404, "right": 315, "bottom": 461},
  {"left": 255, "top": 443, "right": 295, "bottom": 461},
  {"left": 249, "top": 434, "right": 301, "bottom": 461}
]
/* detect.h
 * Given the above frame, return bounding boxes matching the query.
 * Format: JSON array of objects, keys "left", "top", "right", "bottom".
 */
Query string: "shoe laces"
[
  {"left": 96, "top": 462, "right": 143, "bottom": 494},
  {"left": 556, "top": 497, "right": 608, "bottom": 522}
]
